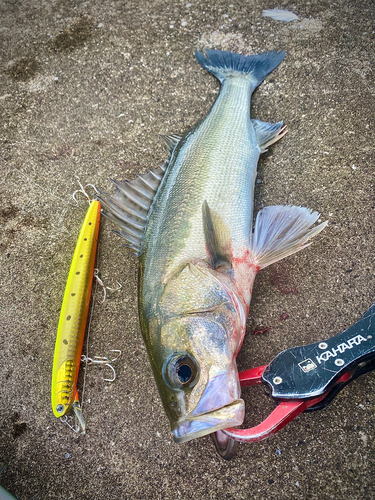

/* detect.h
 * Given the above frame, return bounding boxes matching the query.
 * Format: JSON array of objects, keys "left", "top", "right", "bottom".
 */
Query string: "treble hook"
[
  {"left": 60, "top": 414, "right": 80, "bottom": 433},
  {"left": 94, "top": 269, "right": 122, "bottom": 304},
  {"left": 108, "top": 349, "right": 122, "bottom": 362},
  {"left": 81, "top": 350, "right": 121, "bottom": 382},
  {"left": 72, "top": 178, "right": 99, "bottom": 205}
]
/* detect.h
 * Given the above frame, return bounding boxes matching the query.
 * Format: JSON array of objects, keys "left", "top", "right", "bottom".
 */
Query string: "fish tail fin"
[
  {"left": 251, "top": 206, "right": 327, "bottom": 270},
  {"left": 195, "top": 49, "right": 286, "bottom": 89}
]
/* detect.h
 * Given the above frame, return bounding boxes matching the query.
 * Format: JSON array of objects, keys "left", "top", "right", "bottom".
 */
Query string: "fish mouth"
[{"left": 172, "top": 399, "right": 244, "bottom": 444}]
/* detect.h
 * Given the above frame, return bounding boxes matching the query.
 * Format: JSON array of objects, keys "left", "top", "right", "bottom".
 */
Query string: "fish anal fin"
[
  {"left": 202, "top": 201, "right": 232, "bottom": 269},
  {"left": 251, "top": 205, "right": 328, "bottom": 269},
  {"left": 251, "top": 119, "right": 287, "bottom": 152}
]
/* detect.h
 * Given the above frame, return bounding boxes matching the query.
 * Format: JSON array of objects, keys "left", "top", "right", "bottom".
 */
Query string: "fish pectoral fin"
[
  {"left": 202, "top": 201, "right": 232, "bottom": 270},
  {"left": 251, "top": 205, "right": 328, "bottom": 269},
  {"left": 251, "top": 119, "right": 287, "bottom": 153}
]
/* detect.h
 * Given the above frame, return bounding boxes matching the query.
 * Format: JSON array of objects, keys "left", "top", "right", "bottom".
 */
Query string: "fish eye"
[
  {"left": 164, "top": 354, "right": 200, "bottom": 389},
  {"left": 56, "top": 404, "right": 65, "bottom": 414},
  {"left": 177, "top": 363, "right": 192, "bottom": 384}
]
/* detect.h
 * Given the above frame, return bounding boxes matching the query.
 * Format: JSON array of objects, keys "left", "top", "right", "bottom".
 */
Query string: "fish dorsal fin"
[
  {"left": 97, "top": 132, "right": 183, "bottom": 254},
  {"left": 97, "top": 165, "right": 167, "bottom": 255},
  {"left": 160, "top": 134, "right": 182, "bottom": 154},
  {"left": 202, "top": 201, "right": 232, "bottom": 269},
  {"left": 251, "top": 119, "right": 287, "bottom": 152}
]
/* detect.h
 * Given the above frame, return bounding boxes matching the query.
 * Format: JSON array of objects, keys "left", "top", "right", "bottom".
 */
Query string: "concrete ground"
[{"left": 0, "top": 0, "right": 374, "bottom": 498}]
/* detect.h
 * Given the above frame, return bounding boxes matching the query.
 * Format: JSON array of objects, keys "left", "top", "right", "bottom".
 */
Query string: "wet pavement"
[{"left": 0, "top": 0, "right": 374, "bottom": 498}]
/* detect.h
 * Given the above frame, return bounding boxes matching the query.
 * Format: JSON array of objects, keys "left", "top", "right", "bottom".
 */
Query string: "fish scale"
[{"left": 143, "top": 83, "right": 256, "bottom": 280}]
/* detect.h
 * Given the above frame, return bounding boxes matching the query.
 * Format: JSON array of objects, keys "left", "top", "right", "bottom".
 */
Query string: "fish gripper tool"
[{"left": 219, "top": 302, "right": 375, "bottom": 449}]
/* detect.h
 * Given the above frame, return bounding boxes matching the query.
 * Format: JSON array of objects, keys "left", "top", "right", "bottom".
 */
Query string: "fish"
[
  {"left": 0, "top": 484, "right": 18, "bottom": 500},
  {"left": 51, "top": 199, "right": 101, "bottom": 432},
  {"left": 98, "top": 49, "right": 327, "bottom": 446}
]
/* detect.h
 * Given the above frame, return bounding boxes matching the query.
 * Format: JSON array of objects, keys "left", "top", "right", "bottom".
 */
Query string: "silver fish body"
[
  {"left": 142, "top": 78, "right": 260, "bottom": 286},
  {"left": 99, "top": 50, "right": 327, "bottom": 445}
]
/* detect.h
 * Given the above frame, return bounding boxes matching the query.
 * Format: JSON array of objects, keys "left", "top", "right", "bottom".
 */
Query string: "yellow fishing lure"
[{"left": 51, "top": 200, "right": 101, "bottom": 432}]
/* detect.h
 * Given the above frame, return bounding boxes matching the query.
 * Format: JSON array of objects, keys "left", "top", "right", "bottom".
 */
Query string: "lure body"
[{"left": 51, "top": 200, "right": 101, "bottom": 429}]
